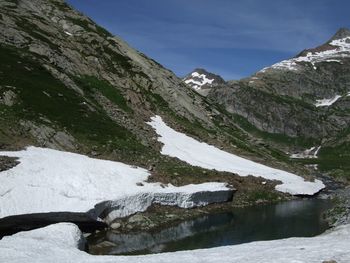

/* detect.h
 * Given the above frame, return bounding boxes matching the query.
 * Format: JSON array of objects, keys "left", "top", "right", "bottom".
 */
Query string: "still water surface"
[{"left": 88, "top": 199, "right": 333, "bottom": 255}]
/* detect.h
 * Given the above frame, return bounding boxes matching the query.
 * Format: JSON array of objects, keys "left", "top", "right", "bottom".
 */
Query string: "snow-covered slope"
[
  {"left": 1, "top": 222, "right": 349, "bottom": 263},
  {"left": 290, "top": 146, "right": 321, "bottom": 159},
  {"left": 147, "top": 116, "right": 324, "bottom": 195},
  {"left": 260, "top": 36, "right": 350, "bottom": 72},
  {"left": 0, "top": 147, "right": 231, "bottom": 221}
]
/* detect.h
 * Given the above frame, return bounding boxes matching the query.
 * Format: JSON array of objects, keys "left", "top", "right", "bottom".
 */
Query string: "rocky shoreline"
[
  {"left": 326, "top": 186, "right": 350, "bottom": 226},
  {"left": 98, "top": 172, "right": 347, "bottom": 235},
  {"left": 1, "top": 181, "right": 347, "bottom": 244}
]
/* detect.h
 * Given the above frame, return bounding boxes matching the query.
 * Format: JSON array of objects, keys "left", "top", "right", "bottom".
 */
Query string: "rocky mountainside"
[
  {"left": 0, "top": 0, "right": 225, "bottom": 153},
  {"left": 183, "top": 68, "right": 226, "bottom": 96},
  {"left": 208, "top": 28, "right": 350, "bottom": 177},
  {"left": 1, "top": 0, "right": 310, "bottom": 203}
]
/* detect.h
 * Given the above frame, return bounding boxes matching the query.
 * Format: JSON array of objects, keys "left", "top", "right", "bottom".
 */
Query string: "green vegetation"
[
  {"left": 102, "top": 46, "right": 133, "bottom": 72},
  {"left": 210, "top": 105, "right": 312, "bottom": 165},
  {"left": 289, "top": 143, "right": 350, "bottom": 181},
  {"left": 0, "top": 44, "right": 144, "bottom": 156},
  {"left": 148, "top": 92, "right": 169, "bottom": 109},
  {"left": 231, "top": 113, "right": 317, "bottom": 148},
  {"left": 246, "top": 189, "right": 281, "bottom": 203},
  {"left": 75, "top": 75, "right": 132, "bottom": 113},
  {"left": 317, "top": 144, "right": 350, "bottom": 179},
  {"left": 155, "top": 159, "right": 211, "bottom": 184},
  {"left": 170, "top": 113, "right": 215, "bottom": 138}
]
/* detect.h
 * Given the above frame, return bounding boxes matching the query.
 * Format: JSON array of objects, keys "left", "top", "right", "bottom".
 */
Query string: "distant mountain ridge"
[{"left": 207, "top": 27, "right": 350, "bottom": 177}]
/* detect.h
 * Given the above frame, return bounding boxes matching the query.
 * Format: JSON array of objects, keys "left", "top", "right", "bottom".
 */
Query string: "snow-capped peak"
[
  {"left": 185, "top": 72, "right": 214, "bottom": 90},
  {"left": 183, "top": 68, "right": 225, "bottom": 91},
  {"left": 259, "top": 28, "right": 350, "bottom": 72},
  {"left": 329, "top": 27, "right": 350, "bottom": 41}
]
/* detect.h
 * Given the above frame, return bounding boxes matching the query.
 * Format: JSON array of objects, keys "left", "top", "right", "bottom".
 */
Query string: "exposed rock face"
[
  {"left": 183, "top": 68, "right": 226, "bottom": 96},
  {"left": 19, "top": 120, "right": 77, "bottom": 150},
  {"left": 0, "top": 0, "right": 220, "bottom": 155},
  {"left": 329, "top": 27, "right": 350, "bottom": 41},
  {"left": 208, "top": 29, "right": 350, "bottom": 175},
  {"left": 209, "top": 35, "right": 350, "bottom": 137},
  {"left": 0, "top": 156, "right": 18, "bottom": 172}
]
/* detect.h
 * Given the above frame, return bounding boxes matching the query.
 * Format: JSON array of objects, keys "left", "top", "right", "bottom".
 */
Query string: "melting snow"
[
  {"left": 184, "top": 72, "right": 214, "bottom": 90},
  {"left": 1, "top": 223, "right": 349, "bottom": 263},
  {"left": 147, "top": 116, "right": 324, "bottom": 195},
  {"left": 315, "top": 95, "right": 342, "bottom": 107},
  {"left": 0, "top": 147, "right": 230, "bottom": 220},
  {"left": 260, "top": 36, "right": 350, "bottom": 72},
  {"left": 291, "top": 146, "right": 321, "bottom": 159}
]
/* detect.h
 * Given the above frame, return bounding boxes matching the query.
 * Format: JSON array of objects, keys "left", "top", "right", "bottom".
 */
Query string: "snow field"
[
  {"left": 0, "top": 147, "right": 231, "bottom": 221},
  {"left": 147, "top": 116, "right": 324, "bottom": 195},
  {"left": 0, "top": 222, "right": 349, "bottom": 263}
]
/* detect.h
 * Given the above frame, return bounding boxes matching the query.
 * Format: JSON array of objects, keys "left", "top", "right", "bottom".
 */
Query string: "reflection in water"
[{"left": 88, "top": 199, "right": 333, "bottom": 255}]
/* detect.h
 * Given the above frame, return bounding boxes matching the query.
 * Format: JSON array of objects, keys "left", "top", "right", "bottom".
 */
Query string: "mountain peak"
[
  {"left": 329, "top": 27, "right": 350, "bottom": 41},
  {"left": 183, "top": 69, "right": 225, "bottom": 95},
  {"left": 192, "top": 68, "right": 207, "bottom": 73},
  {"left": 260, "top": 27, "right": 350, "bottom": 72}
]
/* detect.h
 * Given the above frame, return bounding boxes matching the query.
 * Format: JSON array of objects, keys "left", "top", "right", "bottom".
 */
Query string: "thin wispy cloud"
[{"left": 68, "top": 0, "right": 350, "bottom": 79}]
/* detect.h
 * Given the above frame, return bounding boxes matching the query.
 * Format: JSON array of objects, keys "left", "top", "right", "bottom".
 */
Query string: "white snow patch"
[
  {"left": 291, "top": 146, "right": 321, "bottom": 159},
  {"left": 324, "top": 59, "right": 342, "bottom": 63},
  {"left": 315, "top": 95, "right": 342, "bottom": 107},
  {"left": 260, "top": 36, "right": 350, "bottom": 72},
  {"left": 147, "top": 116, "right": 324, "bottom": 195},
  {"left": 184, "top": 72, "right": 214, "bottom": 90},
  {"left": 1, "top": 223, "right": 349, "bottom": 263},
  {"left": 0, "top": 147, "right": 231, "bottom": 220}
]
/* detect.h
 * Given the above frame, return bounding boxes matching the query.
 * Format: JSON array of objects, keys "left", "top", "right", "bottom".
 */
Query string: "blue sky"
[{"left": 67, "top": 0, "right": 349, "bottom": 80}]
